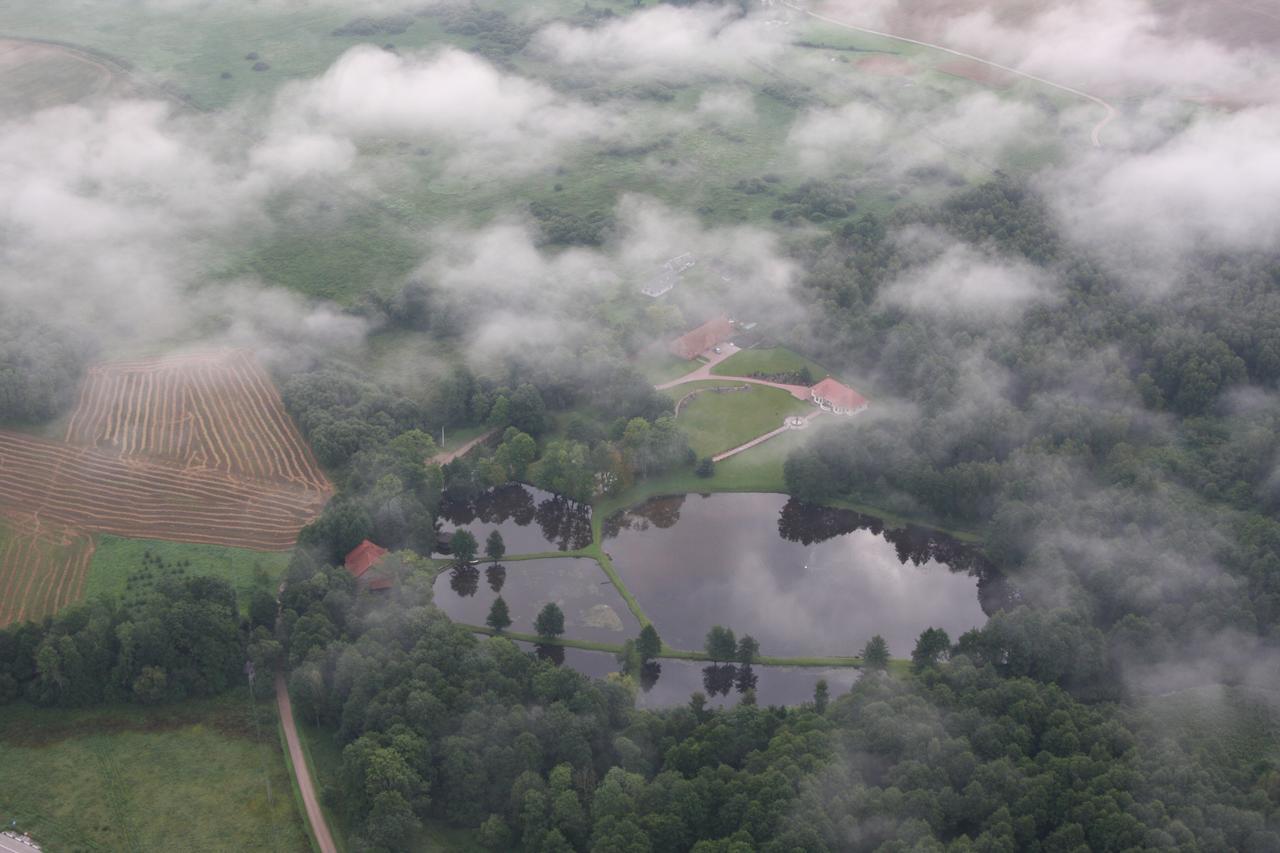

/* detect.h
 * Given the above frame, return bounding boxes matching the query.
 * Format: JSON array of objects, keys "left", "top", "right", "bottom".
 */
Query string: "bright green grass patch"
[
  {"left": 225, "top": 205, "right": 421, "bottom": 304},
  {"left": 0, "top": 692, "right": 309, "bottom": 852},
  {"left": 85, "top": 535, "right": 290, "bottom": 613},
  {"left": 671, "top": 383, "right": 810, "bottom": 458},
  {"left": 712, "top": 346, "right": 829, "bottom": 381}
]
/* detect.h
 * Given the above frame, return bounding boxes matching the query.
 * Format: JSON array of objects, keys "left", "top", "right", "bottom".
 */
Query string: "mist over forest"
[{"left": 1, "top": 0, "right": 1278, "bottom": 850}]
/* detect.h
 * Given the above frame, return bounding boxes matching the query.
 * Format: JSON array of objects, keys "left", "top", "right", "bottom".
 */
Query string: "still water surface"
[
  {"left": 602, "top": 493, "right": 999, "bottom": 658},
  {"left": 434, "top": 557, "right": 637, "bottom": 643},
  {"left": 437, "top": 483, "right": 592, "bottom": 555}
]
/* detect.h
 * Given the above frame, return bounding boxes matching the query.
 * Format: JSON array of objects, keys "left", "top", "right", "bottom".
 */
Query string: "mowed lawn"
[
  {"left": 668, "top": 382, "right": 811, "bottom": 458},
  {"left": 85, "top": 536, "right": 291, "bottom": 614},
  {"left": 712, "top": 346, "right": 829, "bottom": 381},
  {"left": 0, "top": 693, "right": 310, "bottom": 852}
]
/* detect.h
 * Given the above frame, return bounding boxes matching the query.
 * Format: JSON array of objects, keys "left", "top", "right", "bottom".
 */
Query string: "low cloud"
[
  {"left": 533, "top": 4, "right": 784, "bottom": 82},
  {"left": 0, "top": 99, "right": 368, "bottom": 358},
  {"left": 271, "top": 45, "right": 616, "bottom": 177},
  {"left": 878, "top": 232, "right": 1054, "bottom": 321},
  {"left": 818, "top": 0, "right": 1280, "bottom": 101},
  {"left": 695, "top": 87, "right": 757, "bottom": 127},
  {"left": 787, "top": 91, "right": 1042, "bottom": 176},
  {"left": 415, "top": 194, "right": 802, "bottom": 366},
  {"left": 1048, "top": 105, "right": 1280, "bottom": 267},
  {"left": 787, "top": 100, "right": 891, "bottom": 171}
]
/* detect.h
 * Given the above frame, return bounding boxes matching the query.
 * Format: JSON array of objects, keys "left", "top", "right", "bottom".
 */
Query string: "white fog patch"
[
  {"left": 926, "top": 91, "right": 1040, "bottom": 160},
  {"left": 0, "top": 99, "right": 370, "bottom": 354},
  {"left": 878, "top": 237, "right": 1053, "bottom": 321},
  {"left": 786, "top": 91, "right": 1041, "bottom": 176},
  {"left": 787, "top": 101, "right": 891, "bottom": 171},
  {"left": 533, "top": 4, "right": 784, "bottom": 81},
  {"left": 943, "top": 0, "right": 1277, "bottom": 98},
  {"left": 271, "top": 46, "right": 617, "bottom": 177},
  {"left": 695, "top": 87, "right": 757, "bottom": 127},
  {"left": 413, "top": 194, "right": 804, "bottom": 368},
  {"left": 1050, "top": 105, "right": 1280, "bottom": 262}
]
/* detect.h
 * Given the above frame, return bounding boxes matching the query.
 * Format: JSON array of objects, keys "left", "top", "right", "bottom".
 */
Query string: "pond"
[
  {"left": 603, "top": 493, "right": 1005, "bottom": 659},
  {"left": 509, "top": 641, "right": 861, "bottom": 709},
  {"left": 436, "top": 483, "right": 592, "bottom": 555},
  {"left": 434, "top": 557, "right": 637, "bottom": 643}
]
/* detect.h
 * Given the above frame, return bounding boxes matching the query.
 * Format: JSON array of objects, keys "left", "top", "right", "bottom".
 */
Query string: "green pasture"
[
  {"left": 84, "top": 535, "right": 290, "bottom": 614},
  {"left": 0, "top": 693, "right": 309, "bottom": 852}
]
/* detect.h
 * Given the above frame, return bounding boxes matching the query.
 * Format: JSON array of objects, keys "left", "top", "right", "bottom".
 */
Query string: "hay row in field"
[
  {"left": 65, "top": 350, "right": 330, "bottom": 492},
  {"left": 0, "top": 431, "right": 325, "bottom": 551},
  {"left": 0, "top": 515, "right": 94, "bottom": 627},
  {"left": 0, "top": 350, "right": 332, "bottom": 627}
]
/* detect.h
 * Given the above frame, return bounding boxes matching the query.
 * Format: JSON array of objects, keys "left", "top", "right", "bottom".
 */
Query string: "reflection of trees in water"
[
  {"left": 534, "top": 496, "right": 593, "bottom": 551},
  {"left": 639, "top": 661, "right": 662, "bottom": 692},
  {"left": 450, "top": 565, "right": 480, "bottom": 597},
  {"left": 534, "top": 643, "right": 565, "bottom": 666},
  {"left": 440, "top": 483, "right": 591, "bottom": 551},
  {"left": 442, "top": 482, "right": 536, "bottom": 526},
  {"left": 735, "top": 664, "right": 758, "bottom": 694},
  {"left": 701, "top": 663, "right": 739, "bottom": 697},
  {"left": 602, "top": 494, "right": 688, "bottom": 538},
  {"left": 486, "top": 564, "right": 507, "bottom": 593},
  {"left": 777, "top": 497, "right": 1018, "bottom": 615}
]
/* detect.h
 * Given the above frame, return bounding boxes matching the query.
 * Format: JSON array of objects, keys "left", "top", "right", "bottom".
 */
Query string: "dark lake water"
[
  {"left": 603, "top": 493, "right": 1003, "bottom": 659},
  {"left": 510, "top": 641, "right": 861, "bottom": 709},
  {"left": 437, "top": 483, "right": 592, "bottom": 555},
  {"left": 434, "top": 557, "right": 638, "bottom": 643}
]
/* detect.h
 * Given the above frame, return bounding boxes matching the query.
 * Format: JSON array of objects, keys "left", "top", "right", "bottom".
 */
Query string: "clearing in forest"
[{"left": 0, "top": 350, "right": 331, "bottom": 627}]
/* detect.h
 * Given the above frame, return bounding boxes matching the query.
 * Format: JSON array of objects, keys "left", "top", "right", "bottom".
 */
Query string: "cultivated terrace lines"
[
  {"left": 0, "top": 350, "right": 332, "bottom": 627},
  {"left": 65, "top": 350, "right": 330, "bottom": 492}
]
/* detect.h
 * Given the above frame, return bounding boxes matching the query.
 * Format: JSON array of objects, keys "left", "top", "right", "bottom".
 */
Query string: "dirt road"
[
  {"left": 787, "top": 0, "right": 1117, "bottom": 147},
  {"left": 429, "top": 429, "right": 497, "bottom": 466},
  {"left": 276, "top": 672, "right": 337, "bottom": 853}
]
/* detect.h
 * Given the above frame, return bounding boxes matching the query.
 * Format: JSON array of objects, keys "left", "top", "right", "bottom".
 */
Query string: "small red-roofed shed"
[{"left": 344, "top": 539, "right": 388, "bottom": 579}]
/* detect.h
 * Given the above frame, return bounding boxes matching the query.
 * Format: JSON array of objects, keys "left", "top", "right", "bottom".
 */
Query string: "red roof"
[
  {"left": 344, "top": 539, "right": 388, "bottom": 578},
  {"left": 669, "top": 315, "right": 733, "bottom": 360},
  {"left": 810, "top": 377, "right": 867, "bottom": 411}
]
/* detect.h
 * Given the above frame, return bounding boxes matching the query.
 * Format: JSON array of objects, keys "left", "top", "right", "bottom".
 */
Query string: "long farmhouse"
[
  {"left": 669, "top": 315, "right": 734, "bottom": 360},
  {"left": 810, "top": 377, "right": 868, "bottom": 415}
]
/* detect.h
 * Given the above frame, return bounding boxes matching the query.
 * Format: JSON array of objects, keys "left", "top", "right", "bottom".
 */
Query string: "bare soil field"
[
  {"left": 858, "top": 55, "right": 917, "bottom": 76},
  {"left": 65, "top": 350, "right": 330, "bottom": 492},
  {"left": 937, "top": 59, "right": 1016, "bottom": 89},
  {"left": 0, "top": 514, "right": 94, "bottom": 626},
  {"left": 0, "top": 351, "right": 331, "bottom": 627},
  {"left": 0, "top": 37, "right": 134, "bottom": 115}
]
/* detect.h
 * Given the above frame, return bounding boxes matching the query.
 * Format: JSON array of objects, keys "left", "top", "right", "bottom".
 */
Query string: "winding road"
[{"left": 784, "top": 0, "right": 1117, "bottom": 147}]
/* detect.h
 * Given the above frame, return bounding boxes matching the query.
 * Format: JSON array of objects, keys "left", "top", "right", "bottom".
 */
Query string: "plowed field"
[{"left": 0, "top": 350, "right": 331, "bottom": 626}]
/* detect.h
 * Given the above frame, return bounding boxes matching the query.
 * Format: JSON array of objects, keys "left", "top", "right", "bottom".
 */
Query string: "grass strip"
[{"left": 464, "top": 624, "right": 910, "bottom": 672}]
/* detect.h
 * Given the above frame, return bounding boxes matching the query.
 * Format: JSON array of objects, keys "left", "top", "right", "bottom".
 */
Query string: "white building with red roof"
[{"left": 809, "top": 377, "right": 868, "bottom": 415}]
